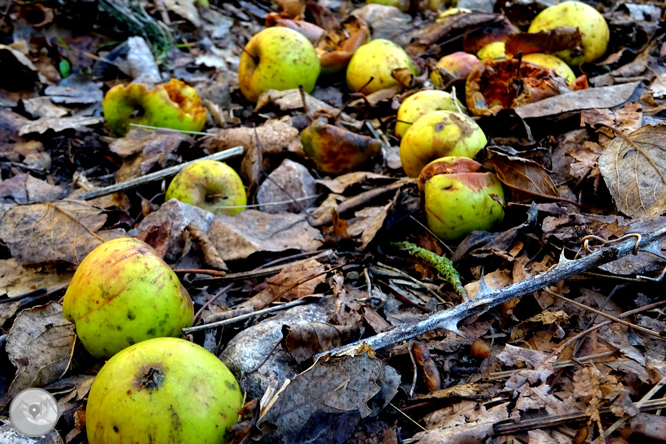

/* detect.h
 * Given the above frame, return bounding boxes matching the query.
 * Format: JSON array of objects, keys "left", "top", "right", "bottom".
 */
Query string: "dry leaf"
[
  {"left": 488, "top": 151, "right": 562, "bottom": 201},
  {"left": 505, "top": 27, "right": 583, "bottom": 57},
  {"left": 0, "top": 173, "right": 65, "bottom": 204},
  {"left": 3, "top": 302, "right": 76, "bottom": 407},
  {"left": 0, "top": 200, "right": 107, "bottom": 266},
  {"left": 0, "top": 259, "right": 73, "bottom": 298},
  {"left": 282, "top": 323, "right": 358, "bottom": 365},
  {"left": 599, "top": 124, "right": 666, "bottom": 218}
]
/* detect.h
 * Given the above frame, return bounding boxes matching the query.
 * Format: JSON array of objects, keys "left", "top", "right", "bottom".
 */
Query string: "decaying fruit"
[
  {"left": 238, "top": 27, "right": 321, "bottom": 103},
  {"left": 522, "top": 53, "right": 575, "bottom": 84},
  {"left": 430, "top": 52, "right": 480, "bottom": 85},
  {"left": 528, "top": 1, "right": 609, "bottom": 65},
  {"left": 400, "top": 110, "right": 487, "bottom": 178},
  {"left": 63, "top": 238, "right": 194, "bottom": 359},
  {"left": 86, "top": 337, "right": 243, "bottom": 444},
  {"left": 316, "top": 15, "right": 370, "bottom": 75},
  {"left": 419, "top": 156, "right": 504, "bottom": 241},
  {"left": 477, "top": 41, "right": 506, "bottom": 60},
  {"left": 301, "top": 116, "right": 382, "bottom": 174},
  {"left": 395, "top": 90, "right": 464, "bottom": 139},
  {"left": 165, "top": 160, "right": 247, "bottom": 216},
  {"left": 103, "top": 79, "right": 208, "bottom": 136},
  {"left": 346, "top": 39, "right": 419, "bottom": 95}
]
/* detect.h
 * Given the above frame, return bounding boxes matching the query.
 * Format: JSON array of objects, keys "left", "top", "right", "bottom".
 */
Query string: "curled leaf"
[
  {"left": 266, "top": 12, "right": 326, "bottom": 44},
  {"left": 505, "top": 27, "right": 583, "bottom": 57}
]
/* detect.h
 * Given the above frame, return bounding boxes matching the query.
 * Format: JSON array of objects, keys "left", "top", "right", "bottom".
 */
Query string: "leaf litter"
[{"left": 1, "top": 1, "right": 666, "bottom": 443}]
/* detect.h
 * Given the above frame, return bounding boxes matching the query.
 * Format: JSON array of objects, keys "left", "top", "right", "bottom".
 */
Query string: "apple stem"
[{"left": 236, "top": 41, "right": 259, "bottom": 64}]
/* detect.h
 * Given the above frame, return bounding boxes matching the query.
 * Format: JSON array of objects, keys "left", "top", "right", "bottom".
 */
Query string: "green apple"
[
  {"left": 103, "top": 79, "right": 208, "bottom": 136},
  {"left": 430, "top": 52, "right": 480, "bottom": 85},
  {"left": 419, "top": 156, "right": 504, "bottom": 241},
  {"left": 522, "top": 53, "right": 576, "bottom": 84},
  {"left": 63, "top": 238, "right": 194, "bottom": 359},
  {"left": 346, "top": 39, "right": 419, "bottom": 95},
  {"left": 165, "top": 160, "right": 247, "bottom": 216},
  {"left": 86, "top": 337, "right": 243, "bottom": 444},
  {"left": 528, "top": 1, "right": 609, "bottom": 66},
  {"left": 238, "top": 27, "right": 321, "bottom": 103},
  {"left": 395, "top": 90, "right": 464, "bottom": 139},
  {"left": 400, "top": 110, "right": 487, "bottom": 177}
]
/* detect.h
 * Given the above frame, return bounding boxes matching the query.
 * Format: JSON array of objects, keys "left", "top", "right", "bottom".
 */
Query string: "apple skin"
[
  {"left": 346, "top": 39, "right": 419, "bottom": 95},
  {"left": 63, "top": 238, "right": 194, "bottom": 359},
  {"left": 477, "top": 42, "right": 506, "bottom": 60},
  {"left": 366, "top": 0, "right": 409, "bottom": 12},
  {"left": 165, "top": 160, "right": 247, "bottom": 216},
  {"left": 437, "top": 8, "right": 471, "bottom": 22},
  {"left": 522, "top": 53, "right": 575, "bottom": 85},
  {"left": 419, "top": 156, "right": 504, "bottom": 241},
  {"left": 528, "top": 1, "right": 609, "bottom": 66},
  {"left": 238, "top": 27, "right": 321, "bottom": 103},
  {"left": 86, "top": 337, "right": 243, "bottom": 444},
  {"left": 395, "top": 90, "right": 464, "bottom": 139},
  {"left": 400, "top": 110, "right": 487, "bottom": 178},
  {"left": 430, "top": 52, "right": 480, "bottom": 85},
  {"left": 103, "top": 79, "right": 208, "bottom": 136}
]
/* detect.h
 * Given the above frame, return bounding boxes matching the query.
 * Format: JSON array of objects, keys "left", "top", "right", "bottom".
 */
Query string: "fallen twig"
[
  {"left": 79, "top": 146, "right": 243, "bottom": 200},
  {"left": 318, "top": 223, "right": 666, "bottom": 357}
]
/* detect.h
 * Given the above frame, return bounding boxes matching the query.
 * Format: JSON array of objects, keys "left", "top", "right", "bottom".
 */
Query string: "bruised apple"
[
  {"left": 103, "top": 79, "right": 208, "bottom": 136},
  {"left": 165, "top": 160, "right": 247, "bottom": 216},
  {"left": 63, "top": 238, "right": 194, "bottom": 359},
  {"left": 528, "top": 1, "right": 609, "bottom": 65},
  {"left": 238, "top": 27, "right": 320, "bottom": 103},
  {"left": 419, "top": 156, "right": 504, "bottom": 241},
  {"left": 86, "top": 337, "right": 243, "bottom": 444},
  {"left": 395, "top": 90, "right": 463, "bottom": 139},
  {"left": 346, "top": 39, "right": 419, "bottom": 95},
  {"left": 430, "top": 52, "right": 480, "bottom": 85},
  {"left": 400, "top": 110, "right": 487, "bottom": 177}
]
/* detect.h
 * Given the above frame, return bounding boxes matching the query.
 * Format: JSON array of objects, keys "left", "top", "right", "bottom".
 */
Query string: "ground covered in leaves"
[{"left": 1, "top": 0, "right": 666, "bottom": 443}]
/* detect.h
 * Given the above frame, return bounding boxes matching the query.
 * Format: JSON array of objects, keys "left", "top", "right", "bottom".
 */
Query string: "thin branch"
[{"left": 79, "top": 146, "right": 243, "bottom": 200}]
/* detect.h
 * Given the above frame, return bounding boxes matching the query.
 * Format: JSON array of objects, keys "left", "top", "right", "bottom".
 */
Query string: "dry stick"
[
  {"left": 315, "top": 223, "right": 666, "bottom": 358},
  {"left": 311, "top": 178, "right": 415, "bottom": 227},
  {"left": 79, "top": 146, "right": 244, "bottom": 200},
  {"left": 544, "top": 288, "right": 664, "bottom": 339},
  {"left": 193, "top": 283, "right": 234, "bottom": 323}
]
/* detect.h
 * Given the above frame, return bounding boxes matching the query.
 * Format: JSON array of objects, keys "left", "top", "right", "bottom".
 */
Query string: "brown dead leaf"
[
  {"left": 505, "top": 27, "right": 583, "bottom": 57},
  {"left": 282, "top": 323, "right": 359, "bottom": 365},
  {"left": 415, "top": 401, "right": 509, "bottom": 443},
  {"left": 599, "top": 124, "right": 666, "bottom": 218},
  {"left": 265, "top": 13, "right": 325, "bottom": 43},
  {"left": 256, "top": 352, "right": 399, "bottom": 443},
  {"left": 322, "top": 209, "right": 352, "bottom": 244},
  {"left": 488, "top": 151, "right": 563, "bottom": 201},
  {"left": 0, "top": 200, "right": 107, "bottom": 266},
  {"left": 0, "top": 173, "right": 65, "bottom": 204},
  {"left": 3, "top": 302, "right": 76, "bottom": 407},
  {"left": 317, "top": 172, "right": 393, "bottom": 194},
  {"left": 0, "top": 259, "right": 73, "bottom": 298}
]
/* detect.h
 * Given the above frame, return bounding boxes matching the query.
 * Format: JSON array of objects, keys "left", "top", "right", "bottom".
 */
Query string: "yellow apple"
[
  {"left": 395, "top": 90, "right": 464, "bottom": 139},
  {"left": 238, "top": 27, "right": 321, "bottom": 103},
  {"left": 477, "top": 42, "right": 506, "bottom": 60},
  {"left": 346, "top": 39, "right": 419, "bottom": 95},
  {"left": 430, "top": 51, "right": 480, "bottom": 85},
  {"left": 522, "top": 53, "right": 576, "bottom": 84}
]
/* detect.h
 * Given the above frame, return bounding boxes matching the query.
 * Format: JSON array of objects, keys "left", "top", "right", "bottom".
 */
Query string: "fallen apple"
[
  {"left": 477, "top": 41, "right": 506, "bottom": 60},
  {"left": 395, "top": 90, "right": 464, "bottom": 139},
  {"left": 86, "top": 337, "right": 243, "bottom": 444},
  {"left": 103, "top": 79, "right": 208, "bottom": 136},
  {"left": 346, "top": 39, "right": 419, "bottom": 95},
  {"left": 528, "top": 1, "right": 609, "bottom": 65},
  {"left": 400, "top": 110, "right": 487, "bottom": 178},
  {"left": 522, "top": 53, "right": 575, "bottom": 85},
  {"left": 238, "top": 26, "right": 321, "bottom": 103},
  {"left": 63, "top": 238, "right": 194, "bottom": 359},
  {"left": 437, "top": 8, "right": 471, "bottom": 22},
  {"left": 366, "top": 0, "right": 409, "bottom": 12},
  {"left": 430, "top": 51, "right": 480, "bottom": 85},
  {"left": 301, "top": 116, "right": 382, "bottom": 174},
  {"left": 419, "top": 156, "right": 504, "bottom": 241},
  {"left": 165, "top": 160, "right": 247, "bottom": 216}
]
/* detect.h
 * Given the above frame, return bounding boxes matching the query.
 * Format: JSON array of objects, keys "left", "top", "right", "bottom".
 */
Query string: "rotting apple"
[
  {"left": 165, "top": 160, "right": 247, "bottom": 216},
  {"left": 86, "top": 337, "right": 243, "bottom": 444},
  {"left": 476, "top": 41, "right": 506, "bottom": 60},
  {"left": 103, "top": 79, "right": 208, "bottom": 136},
  {"left": 395, "top": 90, "right": 464, "bottom": 139},
  {"left": 419, "top": 156, "right": 504, "bottom": 241},
  {"left": 238, "top": 27, "right": 321, "bottom": 103},
  {"left": 528, "top": 1, "right": 609, "bottom": 66},
  {"left": 400, "top": 110, "right": 487, "bottom": 178},
  {"left": 63, "top": 238, "right": 194, "bottom": 359},
  {"left": 346, "top": 39, "right": 419, "bottom": 95},
  {"left": 301, "top": 116, "right": 383, "bottom": 174},
  {"left": 316, "top": 15, "right": 370, "bottom": 75},
  {"left": 430, "top": 52, "right": 480, "bottom": 85},
  {"left": 522, "top": 53, "right": 575, "bottom": 85}
]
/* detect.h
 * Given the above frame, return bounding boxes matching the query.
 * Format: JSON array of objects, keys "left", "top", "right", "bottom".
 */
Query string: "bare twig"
[
  {"left": 316, "top": 223, "right": 666, "bottom": 358},
  {"left": 79, "top": 146, "right": 243, "bottom": 200}
]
